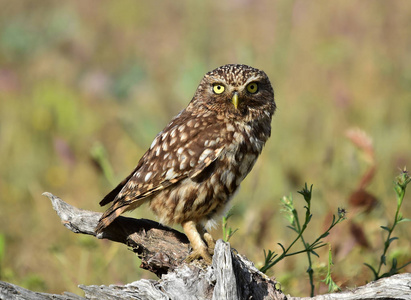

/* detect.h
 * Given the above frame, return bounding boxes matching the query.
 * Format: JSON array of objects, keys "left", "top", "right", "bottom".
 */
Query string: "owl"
[{"left": 95, "top": 64, "right": 276, "bottom": 264}]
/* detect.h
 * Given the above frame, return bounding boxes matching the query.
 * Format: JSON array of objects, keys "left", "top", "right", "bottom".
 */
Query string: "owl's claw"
[
  {"left": 182, "top": 221, "right": 214, "bottom": 265},
  {"left": 203, "top": 232, "right": 216, "bottom": 255},
  {"left": 185, "top": 233, "right": 215, "bottom": 263},
  {"left": 185, "top": 246, "right": 212, "bottom": 265}
]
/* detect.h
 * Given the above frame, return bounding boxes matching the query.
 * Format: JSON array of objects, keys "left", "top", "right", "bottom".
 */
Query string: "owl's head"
[{"left": 190, "top": 64, "right": 276, "bottom": 122}]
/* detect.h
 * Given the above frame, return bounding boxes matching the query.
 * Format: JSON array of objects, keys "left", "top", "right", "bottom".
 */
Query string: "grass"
[{"left": 0, "top": 1, "right": 410, "bottom": 297}]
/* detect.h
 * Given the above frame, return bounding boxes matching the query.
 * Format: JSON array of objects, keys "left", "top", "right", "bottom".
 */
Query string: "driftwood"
[{"left": 1, "top": 193, "right": 410, "bottom": 300}]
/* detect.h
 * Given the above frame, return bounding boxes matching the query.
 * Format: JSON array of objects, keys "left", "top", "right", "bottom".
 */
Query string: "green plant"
[
  {"left": 321, "top": 244, "right": 340, "bottom": 293},
  {"left": 222, "top": 209, "right": 238, "bottom": 242},
  {"left": 260, "top": 183, "right": 346, "bottom": 297},
  {"left": 364, "top": 168, "right": 411, "bottom": 280}
]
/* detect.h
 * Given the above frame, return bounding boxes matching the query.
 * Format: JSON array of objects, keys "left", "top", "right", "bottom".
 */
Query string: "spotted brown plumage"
[{"left": 95, "top": 64, "right": 276, "bottom": 264}]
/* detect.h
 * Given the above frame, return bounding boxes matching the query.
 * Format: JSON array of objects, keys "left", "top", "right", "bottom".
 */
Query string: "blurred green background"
[{"left": 0, "top": 0, "right": 410, "bottom": 297}]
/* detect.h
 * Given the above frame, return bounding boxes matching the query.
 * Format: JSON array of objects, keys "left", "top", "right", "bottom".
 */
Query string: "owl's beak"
[{"left": 231, "top": 92, "right": 240, "bottom": 109}]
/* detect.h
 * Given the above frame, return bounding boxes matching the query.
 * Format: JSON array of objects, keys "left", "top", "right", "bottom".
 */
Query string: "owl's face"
[{"left": 190, "top": 64, "right": 276, "bottom": 122}]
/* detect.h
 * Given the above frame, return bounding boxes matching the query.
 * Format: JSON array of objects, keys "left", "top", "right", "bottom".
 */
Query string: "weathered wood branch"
[
  {"left": 43, "top": 192, "right": 190, "bottom": 276},
  {"left": 1, "top": 193, "right": 410, "bottom": 299}
]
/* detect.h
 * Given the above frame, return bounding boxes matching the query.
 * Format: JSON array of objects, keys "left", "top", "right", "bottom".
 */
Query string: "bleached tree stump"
[{"left": 0, "top": 193, "right": 410, "bottom": 300}]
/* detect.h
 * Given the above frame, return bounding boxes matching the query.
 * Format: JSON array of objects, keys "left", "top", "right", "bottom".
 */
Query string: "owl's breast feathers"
[{"left": 95, "top": 107, "right": 271, "bottom": 232}]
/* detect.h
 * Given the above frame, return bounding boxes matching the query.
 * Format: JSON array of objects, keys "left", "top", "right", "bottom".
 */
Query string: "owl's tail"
[
  {"left": 95, "top": 197, "right": 144, "bottom": 234},
  {"left": 95, "top": 172, "right": 136, "bottom": 234},
  {"left": 95, "top": 202, "right": 127, "bottom": 234}
]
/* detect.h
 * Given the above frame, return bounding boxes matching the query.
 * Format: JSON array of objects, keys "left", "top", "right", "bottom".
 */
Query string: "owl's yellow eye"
[
  {"left": 213, "top": 84, "right": 225, "bottom": 94},
  {"left": 246, "top": 82, "right": 259, "bottom": 94}
]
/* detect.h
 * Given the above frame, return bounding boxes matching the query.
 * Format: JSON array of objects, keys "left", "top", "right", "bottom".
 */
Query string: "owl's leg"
[
  {"left": 196, "top": 225, "right": 216, "bottom": 255},
  {"left": 182, "top": 221, "right": 212, "bottom": 264}
]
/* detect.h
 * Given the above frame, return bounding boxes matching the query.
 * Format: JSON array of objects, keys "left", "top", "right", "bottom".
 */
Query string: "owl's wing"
[{"left": 95, "top": 110, "right": 227, "bottom": 233}]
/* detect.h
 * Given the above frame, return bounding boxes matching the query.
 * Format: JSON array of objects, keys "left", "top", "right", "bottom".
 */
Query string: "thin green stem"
[
  {"left": 300, "top": 234, "right": 314, "bottom": 297},
  {"left": 285, "top": 244, "right": 325, "bottom": 256},
  {"left": 376, "top": 194, "right": 402, "bottom": 276},
  {"left": 376, "top": 220, "right": 396, "bottom": 276},
  {"left": 370, "top": 168, "right": 410, "bottom": 279},
  {"left": 269, "top": 224, "right": 307, "bottom": 267}
]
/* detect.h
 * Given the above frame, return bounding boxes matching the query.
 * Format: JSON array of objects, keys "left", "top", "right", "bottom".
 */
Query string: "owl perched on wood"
[{"left": 95, "top": 64, "right": 276, "bottom": 264}]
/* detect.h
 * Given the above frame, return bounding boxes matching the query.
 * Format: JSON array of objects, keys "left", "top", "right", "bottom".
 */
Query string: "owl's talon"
[
  {"left": 203, "top": 232, "right": 216, "bottom": 255},
  {"left": 185, "top": 248, "right": 212, "bottom": 265}
]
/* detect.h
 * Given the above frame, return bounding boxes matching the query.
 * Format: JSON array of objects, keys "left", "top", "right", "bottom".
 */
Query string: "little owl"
[{"left": 95, "top": 64, "right": 276, "bottom": 264}]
